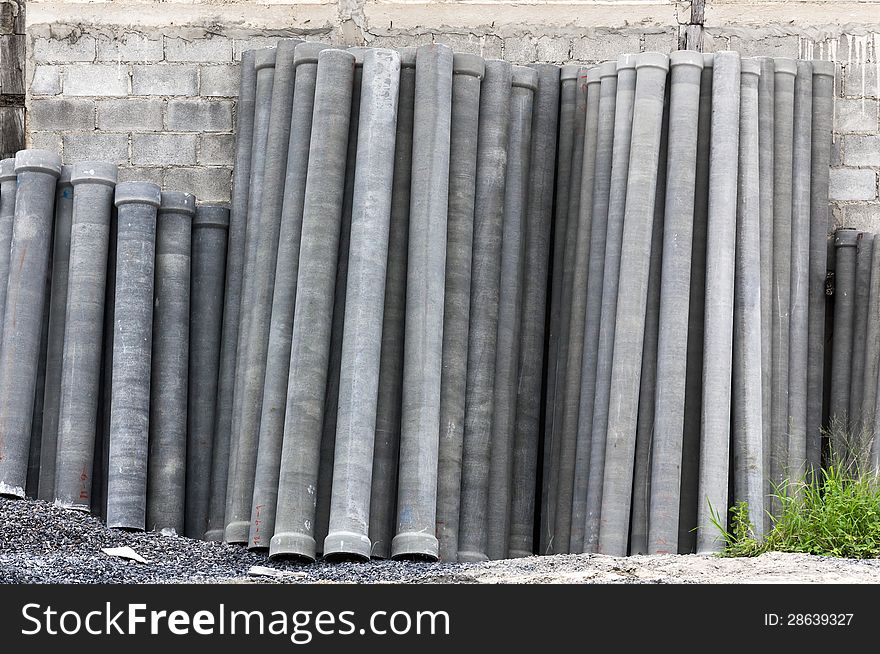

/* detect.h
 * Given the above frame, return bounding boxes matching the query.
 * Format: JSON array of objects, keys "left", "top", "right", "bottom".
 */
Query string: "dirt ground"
[{"left": 2, "top": 497, "right": 879, "bottom": 583}]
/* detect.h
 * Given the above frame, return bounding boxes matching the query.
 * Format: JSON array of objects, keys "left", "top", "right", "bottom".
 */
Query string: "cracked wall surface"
[{"left": 19, "top": 0, "right": 880, "bottom": 227}]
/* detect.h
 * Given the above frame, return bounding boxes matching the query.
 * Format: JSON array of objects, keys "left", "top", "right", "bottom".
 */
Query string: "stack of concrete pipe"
[{"left": 0, "top": 41, "right": 845, "bottom": 562}]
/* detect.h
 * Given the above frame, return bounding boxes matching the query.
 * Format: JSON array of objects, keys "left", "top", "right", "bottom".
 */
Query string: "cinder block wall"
[{"left": 21, "top": 0, "right": 880, "bottom": 226}]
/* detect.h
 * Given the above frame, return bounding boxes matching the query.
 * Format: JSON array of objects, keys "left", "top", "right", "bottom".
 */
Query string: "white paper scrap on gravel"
[{"left": 101, "top": 546, "right": 151, "bottom": 564}]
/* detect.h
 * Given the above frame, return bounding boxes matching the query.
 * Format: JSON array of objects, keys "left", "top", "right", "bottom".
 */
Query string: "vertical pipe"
[
  {"left": 509, "top": 63, "right": 559, "bottom": 558},
  {"left": 369, "top": 47, "right": 416, "bottom": 559},
  {"left": 324, "top": 49, "right": 401, "bottom": 561},
  {"left": 186, "top": 204, "right": 229, "bottom": 539},
  {"left": 598, "top": 53, "right": 669, "bottom": 557},
  {"left": 540, "top": 65, "right": 579, "bottom": 553},
  {"left": 53, "top": 162, "right": 118, "bottom": 510},
  {"left": 147, "top": 192, "right": 195, "bottom": 533},
  {"left": 732, "top": 58, "right": 765, "bottom": 536},
  {"left": 808, "top": 61, "right": 835, "bottom": 474},
  {"left": 36, "top": 166, "right": 73, "bottom": 501},
  {"left": 0, "top": 149, "right": 62, "bottom": 499},
  {"left": 830, "top": 229, "right": 859, "bottom": 431},
  {"left": 436, "top": 53, "right": 484, "bottom": 562},
  {"left": 205, "top": 49, "right": 257, "bottom": 542},
  {"left": 248, "top": 41, "right": 326, "bottom": 550},
  {"left": 392, "top": 43, "right": 453, "bottom": 561},
  {"left": 105, "top": 181, "right": 161, "bottom": 529},
  {"left": 0, "top": 158, "right": 17, "bottom": 331},
  {"left": 696, "top": 51, "right": 740, "bottom": 554},
  {"left": 570, "top": 61, "right": 616, "bottom": 552},
  {"left": 458, "top": 59, "right": 511, "bottom": 563},
  {"left": 269, "top": 48, "right": 355, "bottom": 562},
  {"left": 788, "top": 60, "right": 813, "bottom": 484},
  {"left": 27, "top": 264, "right": 51, "bottom": 500},
  {"left": 648, "top": 51, "right": 703, "bottom": 554},
  {"left": 850, "top": 234, "right": 873, "bottom": 432},
  {"left": 583, "top": 54, "right": 637, "bottom": 553}
]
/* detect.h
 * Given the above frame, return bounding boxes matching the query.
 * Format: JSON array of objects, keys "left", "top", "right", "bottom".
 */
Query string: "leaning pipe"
[{"left": 829, "top": 229, "right": 859, "bottom": 432}]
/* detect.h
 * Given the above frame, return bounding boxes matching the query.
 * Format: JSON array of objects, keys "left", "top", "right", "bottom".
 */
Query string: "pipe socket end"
[
  {"left": 193, "top": 204, "right": 230, "bottom": 229},
  {"left": 293, "top": 42, "right": 330, "bottom": 66},
  {"left": 398, "top": 46, "right": 417, "bottom": 68},
  {"left": 14, "top": 149, "right": 63, "bottom": 177},
  {"left": 253, "top": 47, "right": 277, "bottom": 71},
  {"left": 453, "top": 53, "right": 485, "bottom": 79},
  {"left": 114, "top": 181, "right": 161, "bottom": 208},
  {"left": 812, "top": 60, "right": 836, "bottom": 78},
  {"left": 159, "top": 191, "right": 197, "bottom": 216},
  {"left": 598, "top": 60, "right": 617, "bottom": 78},
  {"left": 269, "top": 531, "right": 318, "bottom": 562},
  {"left": 740, "top": 58, "right": 762, "bottom": 77},
  {"left": 586, "top": 65, "right": 602, "bottom": 84},
  {"left": 636, "top": 52, "right": 670, "bottom": 71},
  {"left": 669, "top": 49, "right": 704, "bottom": 69},
  {"left": 616, "top": 53, "right": 638, "bottom": 71},
  {"left": 456, "top": 550, "right": 490, "bottom": 563},
  {"left": 560, "top": 64, "right": 580, "bottom": 80},
  {"left": 512, "top": 64, "right": 538, "bottom": 90},
  {"left": 348, "top": 46, "right": 369, "bottom": 65},
  {"left": 702, "top": 53, "right": 715, "bottom": 68},
  {"left": 70, "top": 161, "right": 118, "bottom": 187},
  {"left": 835, "top": 228, "right": 860, "bottom": 248},
  {"left": 323, "top": 531, "right": 372, "bottom": 561},
  {"left": 773, "top": 57, "right": 798, "bottom": 76},
  {"left": 318, "top": 48, "right": 356, "bottom": 68},
  {"left": 391, "top": 531, "right": 439, "bottom": 561},
  {"left": 0, "top": 157, "right": 16, "bottom": 181},
  {"left": 58, "top": 164, "right": 73, "bottom": 186}
]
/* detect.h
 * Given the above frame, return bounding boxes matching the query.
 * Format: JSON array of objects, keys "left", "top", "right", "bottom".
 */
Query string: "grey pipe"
[
  {"left": 509, "top": 63, "right": 559, "bottom": 558},
  {"left": 53, "top": 162, "right": 117, "bottom": 510},
  {"left": 732, "top": 59, "right": 765, "bottom": 536},
  {"left": 36, "top": 166, "right": 73, "bottom": 501},
  {"left": 248, "top": 42, "right": 326, "bottom": 550},
  {"left": 696, "top": 51, "right": 740, "bottom": 554},
  {"left": 598, "top": 53, "right": 669, "bottom": 557},
  {"left": 369, "top": 47, "right": 416, "bottom": 559},
  {"left": 185, "top": 204, "right": 229, "bottom": 539},
  {"left": 486, "top": 65, "right": 536, "bottom": 561},
  {"left": 0, "top": 149, "right": 62, "bottom": 499},
  {"left": 647, "top": 51, "right": 703, "bottom": 554},
  {"left": 269, "top": 48, "right": 355, "bottom": 562},
  {"left": 436, "top": 53, "right": 484, "bottom": 562},
  {"left": 147, "top": 192, "right": 195, "bottom": 533},
  {"left": 570, "top": 62, "right": 616, "bottom": 552},
  {"left": 850, "top": 234, "right": 873, "bottom": 431},
  {"left": 324, "top": 49, "right": 401, "bottom": 561},
  {"left": 205, "top": 49, "right": 257, "bottom": 542},
  {"left": 788, "top": 60, "right": 813, "bottom": 483},
  {"left": 808, "top": 61, "right": 834, "bottom": 474},
  {"left": 0, "top": 158, "right": 16, "bottom": 332},
  {"left": 392, "top": 43, "right": 453, "bottom": 561},
  {"left": 458, "top": 59, "right": 511, "bottom": 563},
  {"left": 540, "top": 65, "right": 578, "bottom": 553},
  {"left": 829, "top": 229, "right": 859, "bottom": 433},
  {"left": 865, "top": 242, "right": 880, "bottom": 458},
  {"left": 583, "top": 54, "right": 637, "bottom": 553},
  {"left": 105, "top": 181, "right": 160, "bottom": 529}
]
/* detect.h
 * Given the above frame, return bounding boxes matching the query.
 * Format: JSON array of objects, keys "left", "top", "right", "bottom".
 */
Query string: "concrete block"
[
  {"left": 97, "top": 98, "right": 164, "bottom": 132},
  {"left": 117, "top": 165, "right": 164, "bottom": 187},
  {"left": 829, "top": 168, "right": 877, "bottom": 201},
  {"left": 642, "top": 29, "right": 678, "bottom": 54},
  {"left": 725, "top": 34, "right": 800, "bottom": 58},
  {"left": 571, "top": 31, "right": 641, "bottom": 63},
  {"left": 842, "top": 134, "right": 880, "bottom": 167},
  {"left": 835, "top": 98, "right": 879, "bottom": 133},
  {"left": 132, "top": 64, "right": 198, "bottom": 96},
  {"left": 30, "top": 65, "right": 62, "bottom": 95},
  {"left": 831, "top": 136, "right": 843, "bottom": 167},
  {"left": 165, "top": 36, "right": 232, "bottom": 63},
  {"left": 132, "top": 133, "right": 197, "bottom": 166},
  {"left": 504, "top": 36, "right": 536, "bottom": 64},
  {"left": 199, "top": 133, "right": 234, "bottom": 165},
  {"left": 62, "top": 132, "right": 129, "bottom": 163},
  {"left": 535, "top": 36, "right": 571, "bottom": 63},
  {"left": 844, "top": 64, "right": 879, "bottom": 98},
  {"left": 64, "top": 64, "right": 129, "bottom": 96},
  {"left": 842, "top": 203, "right": 880, "bottom": 232},
  {"left": 97, "top": 34, "right": 164, "bottom": 62},
  {"left": 200, "top": 64, "right": 240, "bottom": 97},
  {"left": 28, "top": 98, "right": 94, "bottom": 130},
  {"left": 164, "top": 166, "right": 231, "bottom": 202},
  {"left": 33, "top": 35, "right": 96, "bottom": 63},
  {"left": 28, "top": 131, "right": 63, "bottom": 153},
  {"left": 432, "top": 33, "right": 503, "bottom": 59},
  {"left": 166, "top": 98, "right": 233, "bottom": 132}
]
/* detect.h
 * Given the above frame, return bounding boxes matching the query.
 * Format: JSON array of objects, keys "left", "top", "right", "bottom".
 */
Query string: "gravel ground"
[{"left": 3, "top": 497, "right": 879, "bottom": 583}]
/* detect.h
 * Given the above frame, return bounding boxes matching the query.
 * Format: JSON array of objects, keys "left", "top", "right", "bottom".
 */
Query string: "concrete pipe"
[
  {"left": 28, "top": 233, "right": 53, "bottom": 500},
  {"left": 829, "top": 229, "right": 859, "bottom": 433},
  {"left": 369, "top": 47, "right": 416, "bottom": 559},
  {"left": 732, "top": 59, "right": 765, "bottom": 536},
  {"left": 392, "top": 43, "right": 453, "bottom": 562},
  {"left": 598, "top": 52, "right": 670, "bottom": 557},
  {"left": 807, "top": 61, "right": 834, "bottom": 474},
  {"left": 225, "top": 41, "right": 300, "bottom": 544},
  {"left": 323, "top": 49, "right": 401, "bottom": 561},
  {"left": 269, "top": 48, "right": 355, "bottom": 562},
  {"left": 0, "top": 149, "right": 62, "bottom": 499},
  {"left": 53, "top": 162, "right": 118, "bottom": 511},
  {"left": 248, "top": 42, "right": 327, "bottom": 551},
  {"left": 864, "top": 241, "right": 880, "bottom": 454},
  {"left": 436, "top": 53, "right": 484, "bottom": 562},
  {"left": 647, "top": 50, "right": 703, "bottom": 554},
  {"left": 205, "top": 49, "right": 257, "bottom": 542},
  {"left": 788, "top": 60, "right": 813, "bottom": 484},
  {"left": 0, "top": 158, "right": 17, "bottom": 331},
  {"left": 458, "top": 59, "right": 512, "bottom": 563},
  {"left": 105, "top": 181, "right": 161, "bottom": 529},
  {"left": 679, "top": 53, "right": 714, "bottom": 553},
  {"left": 696, "top": 51, "right": 740, "bottom": 554},
  {"left": 582, "top": 54, "right": 637, "bottom": 553},
  {"left": 486, "top": 65, "right": 536, "bottom": 561},
  {"left": 147, "top": 191, "right": 195, "bottom": 534},
  {"left": 850, "top": 233, "right": 873, "bottom": 431},
  {"left": 36, "top": 166, "right": 73, "bottom": 502},
  {"left": 540, "top": 65, "right": 578, "bottom": 553},
  {"left": 570, "top": 62, "right": 616, "bottom": 553},
  {"left": 509, "top": 63, "right": 559, "bottom": 559},
  {"left": 185, "top": 204, "right": 229, "bottom": 539}
]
